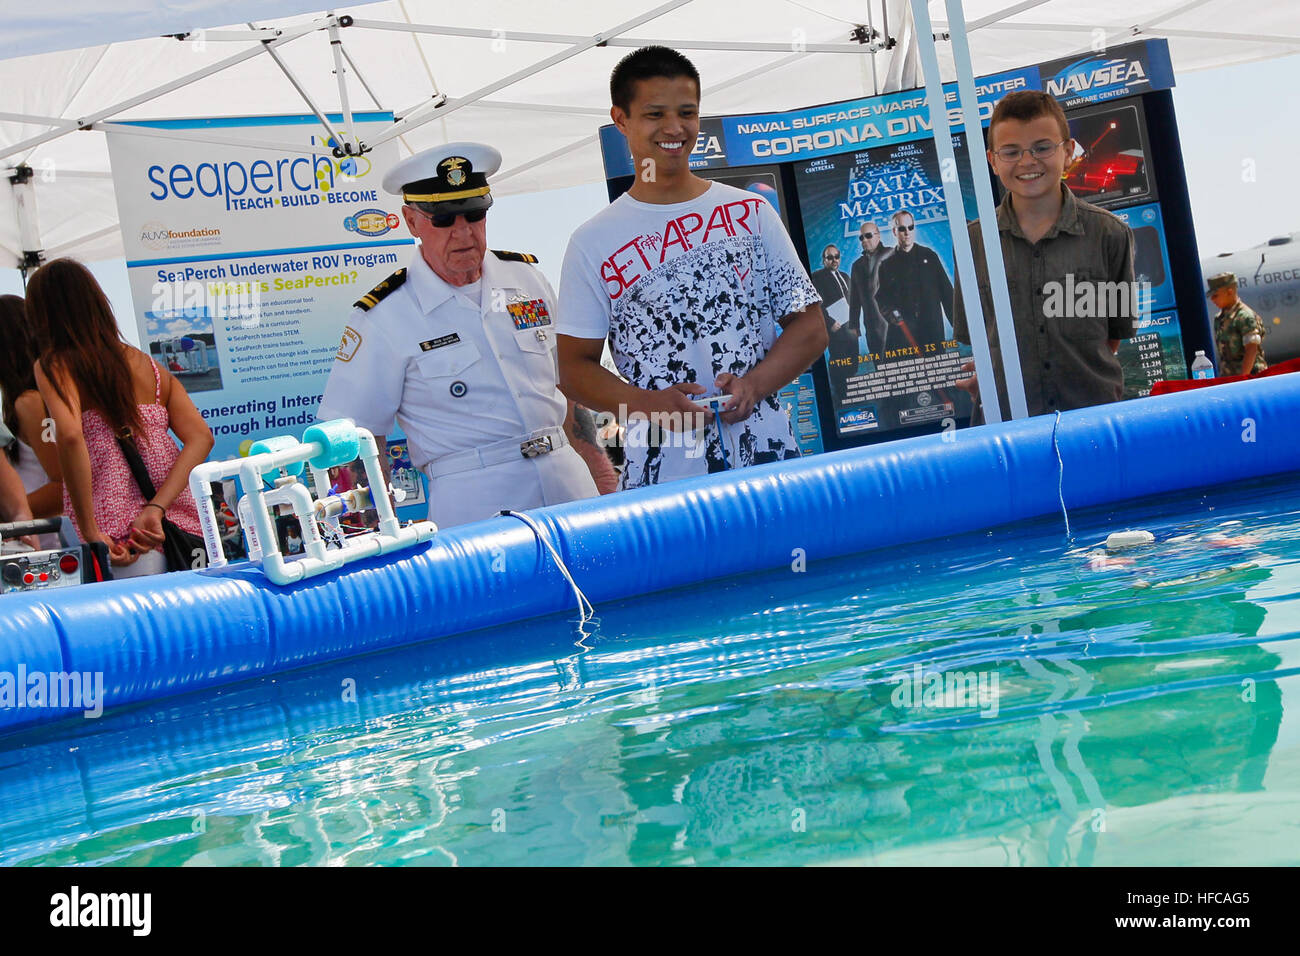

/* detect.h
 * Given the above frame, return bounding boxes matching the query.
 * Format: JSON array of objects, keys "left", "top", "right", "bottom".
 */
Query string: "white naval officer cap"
[{"left": 382, "top": 142, "right": 502, "bottom": 215}]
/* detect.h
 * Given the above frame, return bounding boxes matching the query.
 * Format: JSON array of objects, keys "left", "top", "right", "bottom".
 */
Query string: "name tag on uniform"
[
  {"left": 420, "top": 333, "right": 461, "bottom": 351},
  {"left": 505, "top": 297, "right": 552, "bottom": 330}
]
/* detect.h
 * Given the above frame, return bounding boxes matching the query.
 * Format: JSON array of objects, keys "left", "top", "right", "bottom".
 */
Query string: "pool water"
[{"left": 2, "top": 475, "right": 1299, "bottom": 866}]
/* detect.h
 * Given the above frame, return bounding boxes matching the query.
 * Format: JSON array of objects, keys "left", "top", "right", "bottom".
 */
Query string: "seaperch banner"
[{"left": 106, "top": 112, "right": 411, "bottom": 465}]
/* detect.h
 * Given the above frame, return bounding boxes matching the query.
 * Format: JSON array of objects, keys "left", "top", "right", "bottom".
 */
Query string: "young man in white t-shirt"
[{"left": 558, "top": 46, "right": 828, "bottom": 489}]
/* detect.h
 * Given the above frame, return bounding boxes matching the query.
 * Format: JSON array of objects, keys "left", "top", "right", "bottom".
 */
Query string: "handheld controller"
[{"left": 693, "top": 395, "right": 733, "bottom": 412}]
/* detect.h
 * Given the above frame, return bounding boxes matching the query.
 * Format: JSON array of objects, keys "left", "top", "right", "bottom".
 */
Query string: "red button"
[
  {"left": 38, "top": 572, "right": 48, "bottom": 582},
  {"left": 59, "top": 554, "right": 79, "bottom": 574},
  {"left": 23, "top": 572, "right": 34, "bottom": 584}
]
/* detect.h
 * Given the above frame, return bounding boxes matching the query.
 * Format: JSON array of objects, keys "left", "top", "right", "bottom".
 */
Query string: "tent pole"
[
  {"left": 347, "top": 19, "right": 588, "bottom": 44},
  {"left": 340, "top": 46, "right": 384, "bottom": 110},
  {"left": 255, "top": 22, "right": 349, "bottom": 154},
  {"left": 0, "top": 18, "right": 326, "bottom": 164},
  {"left": 946, "top": 0, "right": 1029, "bottom": 419},
  {"left": 338, "top": 46, "right": 418, "bottom": 159},
  {"left": 369, "top": 0, "right": 696, "bottom": 147},
  {"left": 866, "top": 1, "right": 880, "bottom": 94},
  {"left": 92, "top": 122, "right": 335, "bottom": 158},
  {"left": 174, "top": 29, "right": 281, "bottom": 42},
  {"left": 43, "top": 223, "right": 120, "bottom": 259},
  {"left": 0, "top": 113, "right": 78, "bottom": 128},
  {"left": 1139, "top": 0, "right": 1218, "bottom": 30},
  {"left": 453, "top": 99, "right": 609, "bottom": 116},
  {"left": 7, "top": 166, "right": 44, "bottom": 277},
  {"left": 906, "top": 0, "right": 1011, "bottom": 424},
  {"left": 602, "top": 38, "right": 886, "bottom": 52},
  {"left": 1153, "top": 27, "right": 1300, "bottom": 44},
  {"left": 350, "top": 17, "right": 887, "bottom": 53},
  {"left": 965, "top": 0, "right": 1055, "bottom": 32},
  {"left": 327, "top": 19, "right": 359, "bottom": 154}
]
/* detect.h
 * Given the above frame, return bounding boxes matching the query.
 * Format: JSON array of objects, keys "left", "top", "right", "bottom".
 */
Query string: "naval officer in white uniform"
[{"left": 318, "top": 143, "right": 599, "bottom": 527}]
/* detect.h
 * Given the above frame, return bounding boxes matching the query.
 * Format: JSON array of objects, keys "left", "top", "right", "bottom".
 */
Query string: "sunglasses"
[
  {"left": 415, "top": 207, "right": 489, "bottom": 228},
  {"left": 895, "top": 224, "right": 916, "bottom": 232}
]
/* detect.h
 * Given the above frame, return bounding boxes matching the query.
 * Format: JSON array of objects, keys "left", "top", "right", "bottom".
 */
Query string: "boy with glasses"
[
  {"left": 318, "top": 142, "right": 598, "bottom": 527},
  {"left": 953, "top": 90, "right": 1137, "bottom": 422}
]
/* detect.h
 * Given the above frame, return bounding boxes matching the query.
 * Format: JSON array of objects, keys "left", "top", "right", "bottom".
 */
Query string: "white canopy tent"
[{"left": 2, "top": 0, "right": 1298, "bottom": 271}]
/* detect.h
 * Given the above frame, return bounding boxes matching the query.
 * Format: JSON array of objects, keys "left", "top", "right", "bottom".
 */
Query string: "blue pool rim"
[{"left": 2, "top": 374, "right": 1298, "bottom": 733}]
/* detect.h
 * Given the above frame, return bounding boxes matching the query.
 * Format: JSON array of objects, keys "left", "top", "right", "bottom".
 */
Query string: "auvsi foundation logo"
[{"left": 139, "top": 220, "right": 222, "bottom": 251}]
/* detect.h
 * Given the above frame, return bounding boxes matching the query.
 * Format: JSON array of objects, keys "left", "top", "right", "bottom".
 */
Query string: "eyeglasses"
[
  {"left": 824, "top": 253, "right": 840, "bottom": 260},
  {"left": 895, "top": 224, "right": 915, "bottom": 232},
  {"left": 992, "top": 140, "right": 1067, "bottom": 163},
  {"left": 413, "top": 207, "right": 489, "bottom": 228},
  {"left": 860, "top": 233, "right": 879, "bottom": 241}
]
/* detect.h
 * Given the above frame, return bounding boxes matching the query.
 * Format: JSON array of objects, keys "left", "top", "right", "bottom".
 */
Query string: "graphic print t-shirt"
[{"left": 559, "top": 182, "right": 820, "bottom": 489}]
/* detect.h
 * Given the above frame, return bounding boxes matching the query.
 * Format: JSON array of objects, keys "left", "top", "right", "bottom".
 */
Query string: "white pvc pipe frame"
[
  {"left": 187, "top": 423, "right": 436, "bottom": 586},
  {"left": 909, "top": 0, "right": 1029, "bottom": 421}
]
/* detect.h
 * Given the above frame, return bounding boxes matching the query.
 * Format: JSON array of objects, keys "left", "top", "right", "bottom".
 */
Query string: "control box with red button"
[{"left": 0, "top": 519, "right": 112, "bottom": 594}]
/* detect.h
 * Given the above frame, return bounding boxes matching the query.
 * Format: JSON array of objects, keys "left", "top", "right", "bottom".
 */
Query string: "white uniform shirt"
[
  {"left": 318, "top": 248, "right": 596, "bottom": 526},
  {"left": 320, "top": 249, "right": 568, "bottom": 469}
]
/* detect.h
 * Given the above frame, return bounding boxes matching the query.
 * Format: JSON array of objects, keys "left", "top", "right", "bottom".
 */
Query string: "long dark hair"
[
  {"left": 25, "top": 258, "right": 143, "bottom": 440},
  {"left": 0, "top": 294, "right": 40, "bottom": 463}
]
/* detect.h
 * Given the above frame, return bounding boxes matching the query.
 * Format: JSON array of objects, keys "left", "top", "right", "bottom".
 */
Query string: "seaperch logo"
[
  {"left": 1045, "top": 57, "right": 1148, "bottom": 103},
  {"left": 145, "top": 133, "right": 377, "bottom": 212}
]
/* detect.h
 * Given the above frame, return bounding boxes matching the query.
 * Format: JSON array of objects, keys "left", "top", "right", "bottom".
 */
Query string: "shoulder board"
[
  {"left": 353, "top": 268, "right": 407, "bottom": 311},
  {"left": 491, "top": 249, "right": 538, "bottom": 264}
]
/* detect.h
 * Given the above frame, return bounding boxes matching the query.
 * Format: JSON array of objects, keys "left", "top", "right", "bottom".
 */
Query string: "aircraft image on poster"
[{"left": 1204, "top": 233, "right": 1300, "bottom": 365}]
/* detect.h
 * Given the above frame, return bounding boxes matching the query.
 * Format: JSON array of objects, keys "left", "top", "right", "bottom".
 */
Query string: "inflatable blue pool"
[{"left": 1, "top": 374, "right": 1298, "bottom": 735}]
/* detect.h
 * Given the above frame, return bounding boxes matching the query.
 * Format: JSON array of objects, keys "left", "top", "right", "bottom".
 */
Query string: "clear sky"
[
  {"left": 1170, "top": 53, "right": 1300, "bottom": 257},
  {"left": 4, "top": 51, "right": 1298, "bottom": 333}
]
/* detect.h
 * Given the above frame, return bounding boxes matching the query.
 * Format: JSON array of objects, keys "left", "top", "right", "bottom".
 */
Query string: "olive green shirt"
[
  {"left": 1214, "top": 299, "right": 1267, "bottom": 375},
  {"left": 954, "top": 184, "right": 1137, "bottom": 422}
]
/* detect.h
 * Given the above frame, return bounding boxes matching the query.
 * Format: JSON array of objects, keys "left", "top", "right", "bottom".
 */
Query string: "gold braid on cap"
[{"left": 403, "top": 186, "right": 491, "bottom": 203}]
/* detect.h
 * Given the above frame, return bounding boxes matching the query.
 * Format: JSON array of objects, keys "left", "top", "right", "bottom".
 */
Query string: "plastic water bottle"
[{"left": 1191, "top": 351, "right": 1215, "bottom": 380}]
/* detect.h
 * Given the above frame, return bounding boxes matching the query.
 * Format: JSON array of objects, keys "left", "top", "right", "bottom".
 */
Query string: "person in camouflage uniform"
[{"left": 1208, "top": 272, "right": 1267, "bottom": 376}]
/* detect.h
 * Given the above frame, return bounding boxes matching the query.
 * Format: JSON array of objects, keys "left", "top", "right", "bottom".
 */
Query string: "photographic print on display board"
[{"left": 794, "top": 134, "right": 977, "bottom": 437}]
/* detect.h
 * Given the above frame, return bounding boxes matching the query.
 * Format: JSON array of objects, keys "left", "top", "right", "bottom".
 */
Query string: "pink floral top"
[{"left": 63, "top": 360, "right": 203, "bottom": 542}]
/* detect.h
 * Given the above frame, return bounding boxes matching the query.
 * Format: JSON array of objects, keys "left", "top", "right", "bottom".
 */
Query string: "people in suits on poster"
[
  {"left": 810, "top": 245, "right": 858, "bottom": 397},
  {"left": 848, "top": 221, "right": 893, "bottom": 361},
  {"left": 875, "top": 209, "right": 955, "bottom": 355}
]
